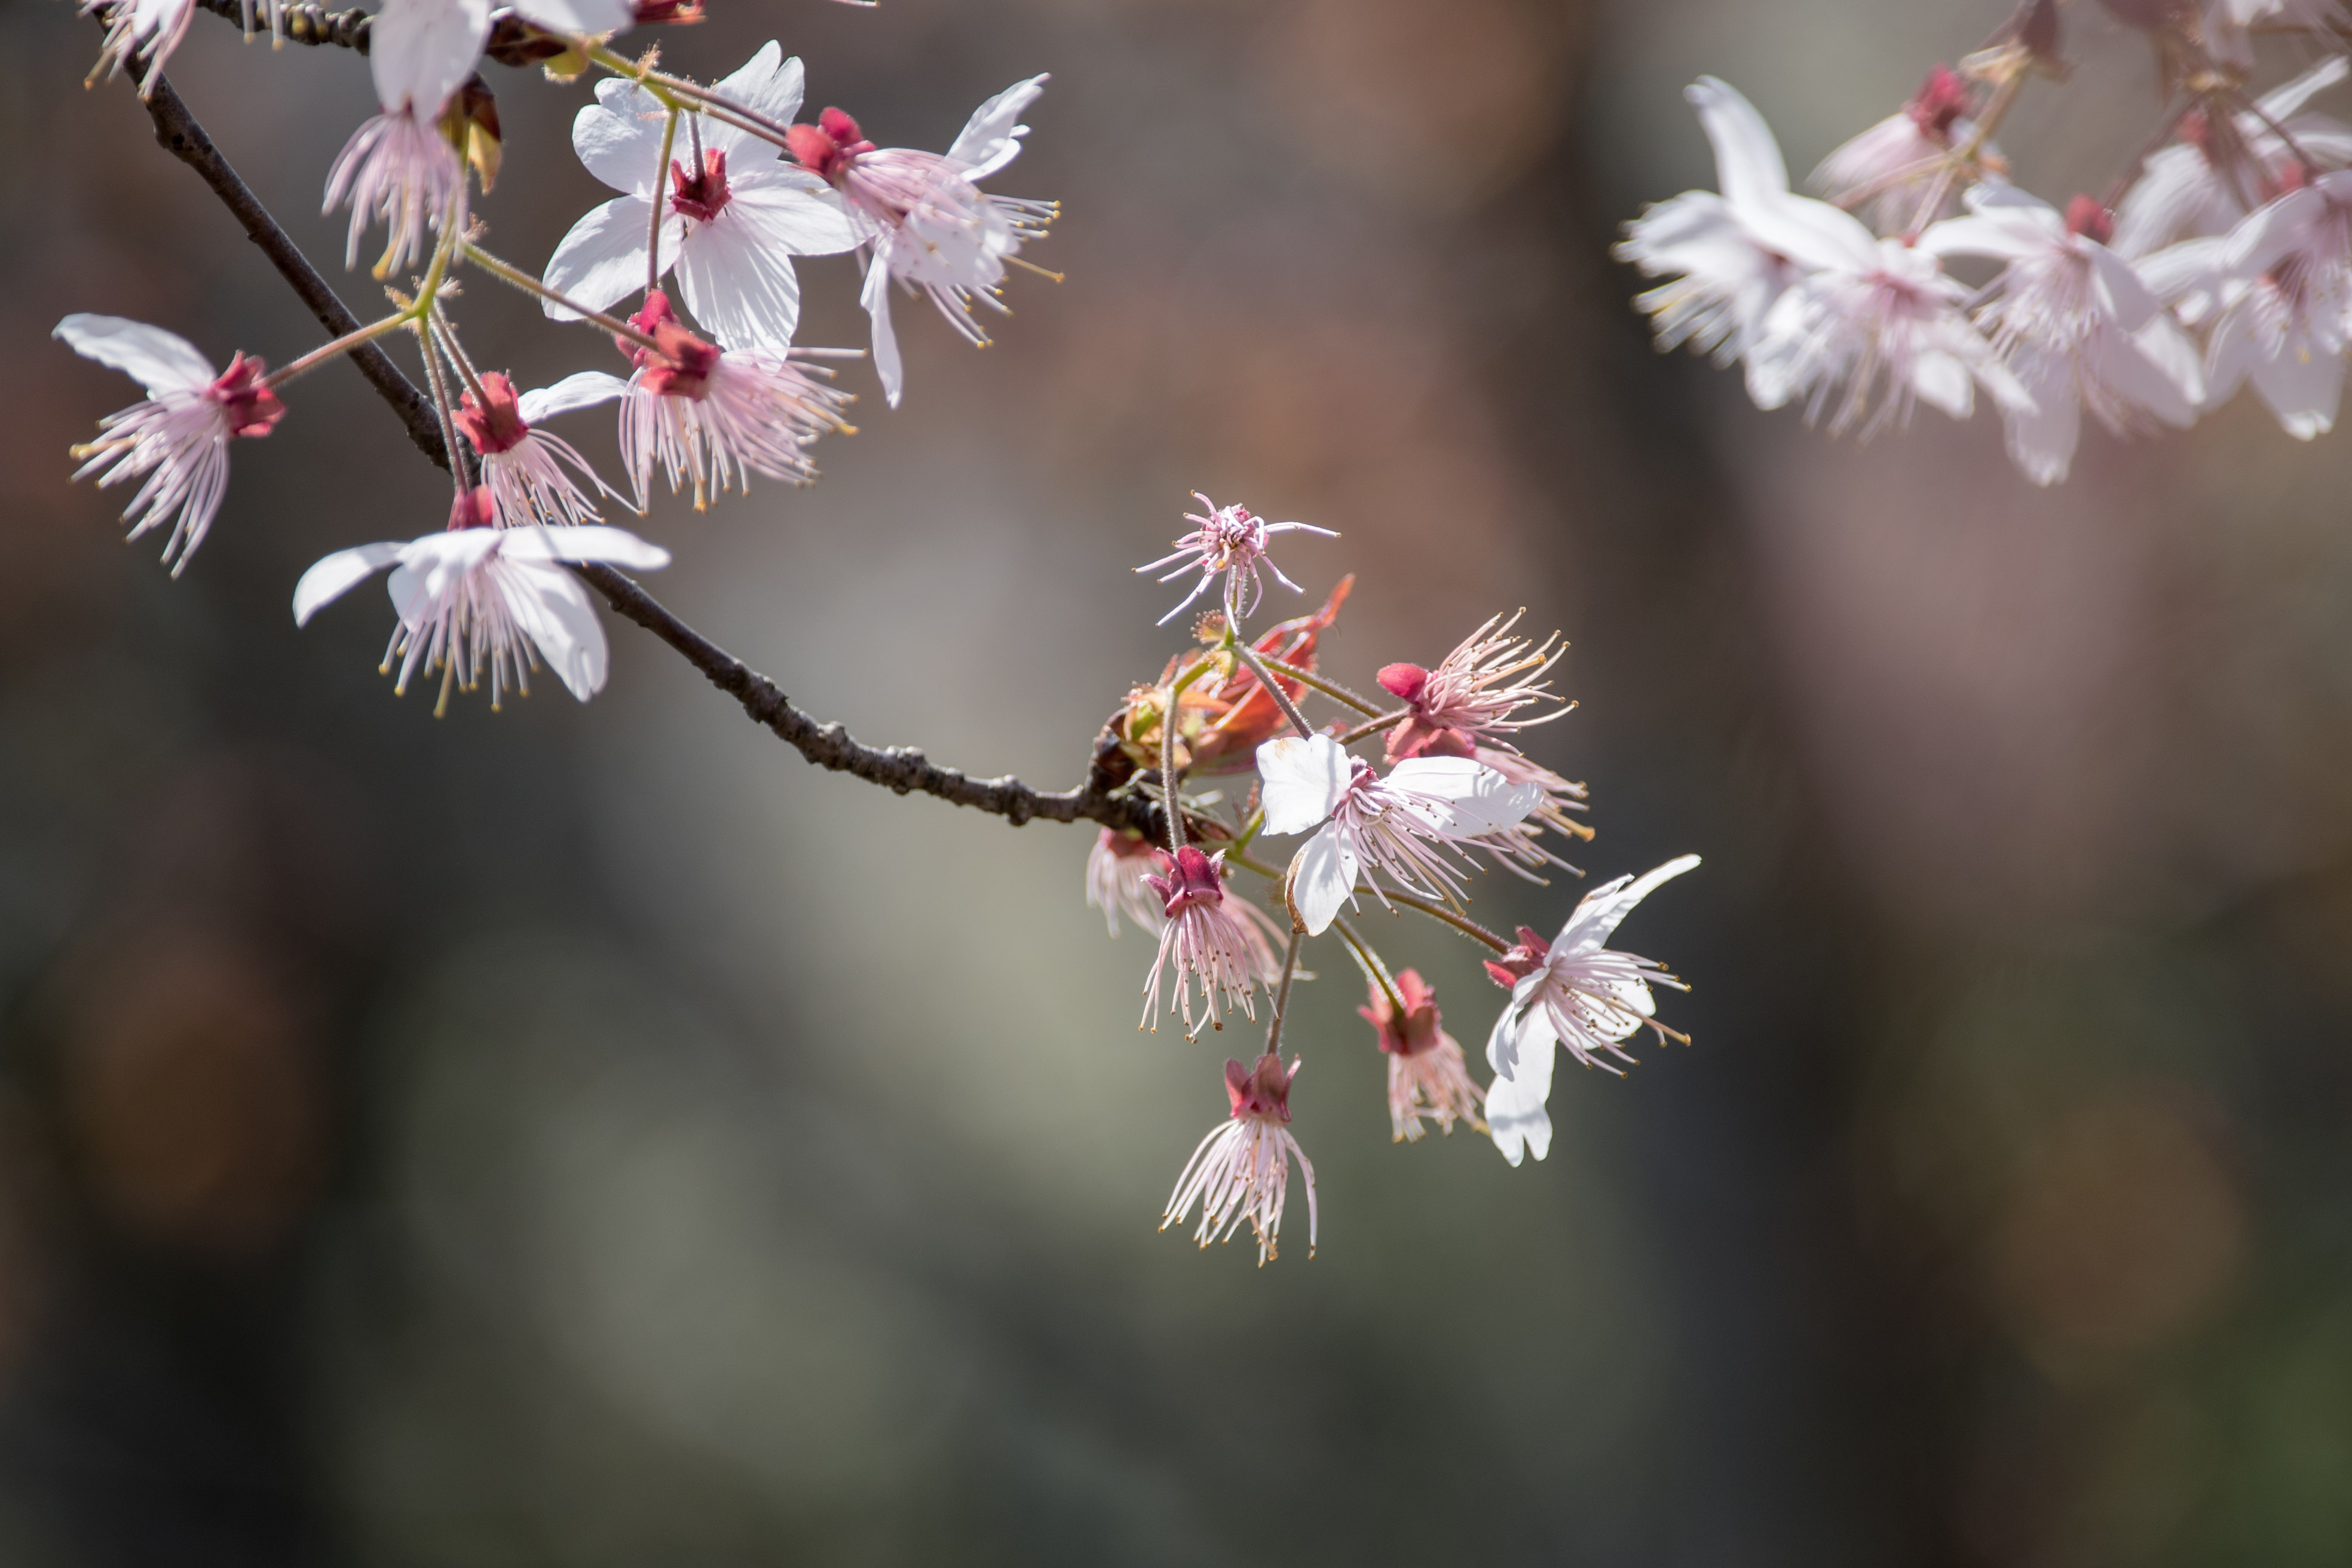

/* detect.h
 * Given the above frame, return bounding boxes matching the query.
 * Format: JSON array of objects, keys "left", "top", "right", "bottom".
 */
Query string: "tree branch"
[{"left": 134, "top": 69, "right": 1161, "bottom": 838}]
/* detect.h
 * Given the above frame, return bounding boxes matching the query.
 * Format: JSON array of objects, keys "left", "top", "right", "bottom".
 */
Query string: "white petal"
[
  {"left": 1255, "top": 734, "right": 1352, "bottom": 834},
  {"left": 675, "top": 213, "right": 803, "bottom": 353},
  {"left": 1556, "top": 854, "right": 1700, "bottom": 956},
  {"left": 1686, "top": 76, "right": 1788, "bottom": 211},
  {"left": 1289, "top": 826, "right": 1358, "bottom": 937},
  {"left": 1909, "top": 348, "right": 1977, "bottom": 419},
  {"left": 862, "top": 255, "right": 904, "bottom": 407},
  {"left": 574, "top": 92, "right": 667, "bottom": 197},
  {"left": 729, "top": 170, "right": 860, "bottom": 256},
  {"left": 2115, "top": 314, "right": 2204, "bottom": 421},
  {"left": 1916, "top": 213, "right": 2048, "bottom": 265},
  {"left": 368, "top": 0, "right": 490, "bottom": 117},
  {"left": 947, "top": 75, "right": 1048, "bottom": 180},
  {"left": 510, "top": 0, "right": 630, "bottom": 34},
  {"left": 503, "top": 562, "right": 610, "bottom": 700},
  {"left": 1484, "top": 1066, "right": 1553, "bottom": 1166},
  {"left": 1385, "top": 756, "right": 1543, "bottom": 835},
  {"left": 292, "top": 542, "right": 403, "bottom": 626},
  {"left": 54, "top": 314, "right": 215, "bottom": 396},
  {"left": 2001, "top": 346, "right": 2081, "bottom": 486},
  {"left": 2250, "top": 331, "right": 2344, "bottom": 439},
  {"left": 2258, "top": 54, "right": 2350, "bottom": 118},
  {"left": 504, "top": 523, "right": 672, "bottom": 569},
  {"left": 517, "top": 370, "right": 630, "bottom": 424},
  {"left": 543, "top": 196, "right": 671, "bottom": 321},
  {"left": 2086, "top": 243, "right": 2163, "bottom": 333},
  {"left": 699, "top": 45, "right": 800, "bottom": 163}
]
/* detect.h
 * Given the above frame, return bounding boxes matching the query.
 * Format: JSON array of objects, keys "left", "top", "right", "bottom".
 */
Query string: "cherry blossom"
[
  {"left": 454, "top": 370, "right": 627, "bottom": 527},
  {"left": 324, "top": 0, "right": 487, "bottom": 277},
  {"left": 1135, "top": 492, "right": 1338, "bottom": 628},
  {"left": 1358, "top": 970, "right": 1485, "bottom": 1143},
  {"left": 1163, "top": 1054, "right": 1316, "bottom": 1266},
  {"left": 55, "top": 313, "right": 286, "bottom": 575},
  {"left": 84, "top": 0, "right": 200, "bottom": 100},
  {"left": 1812, "top": 65, "right": 1983, "bottom": 235},
  {"left": 1085, "top": 829, "right": 1168, "bottom": 936},
  {"left": 786, "top": 78, "right": 1058, "bottom": 406},
  {"left": 542, "top": 45, "right": 859, "bottom": 356},
  {"left": 611, "top": 292, "right": 854, "bottom": 508},
  {"left": 1256, "top": 733, "right": 1542, "bottom": 937},
  {"left": 2200, "top": 0, "right": 2348, "bottom": 68},
  {"left": 292, "top": 520, "right": 670, "bottom": 711},
  {"left": 2167, "top": 173, "right": 2352, "bottom": 439},
  {"left": 1920, "top": 186, "right": 2201, "bottom": 484},
  {"left": 1486, "top": 856, "right": 1699, "bottom": 1168},
  {"left": 2112, "top": 60, "right": 2352, "bottom": 258},
  {"left": 1139, "top": 846, "right": 1285, "bottom": 1037}
]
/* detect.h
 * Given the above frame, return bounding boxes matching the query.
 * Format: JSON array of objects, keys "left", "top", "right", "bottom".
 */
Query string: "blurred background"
[{"left": 4, "top": 0, "right": 2351, "bottom": 1563}]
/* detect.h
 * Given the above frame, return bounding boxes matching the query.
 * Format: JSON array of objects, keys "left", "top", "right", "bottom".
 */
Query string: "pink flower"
[
  {"left": 1134, "top": 492, "right": 1338, "bottom": 628},
  {"left": 1486, "top": 856, "right": 1699, "bottom": 1166},
  {"left": 1162, "top": 1054, "right": 1317, "bottom": 1265},
  {"left": 1139, "top": 846, "right": 1285, "bottom": 1037},
  {"left": 454, "top": 370, "right": 627, "bottom": 527},
  {"left": 1809, "top": 65, "right": 1983, "bottom": 235},
  {"left": 324, "top": 0, "right": 486, "bottom": 277},
  {"left": 2112, "top": 60, "right": 2352, "bottom": 257},
  {"left": 55, "top": 314, "right": 286, "bottom": 575},
  {"left": 83, "top": 0, "right": 200, "bottom": 100},
  {"left": 787, "top": 80, "right": 1058, "bottom": 407},
  {"left": 542, "top": 45, "right": 859, "bottom": 357},
  {"left": 292, "top": 519, "right": 670, "bottom": 712},
  {"left": 1085, "top": 828, "right": 1168, "bottom": 936},
  {"left": 614, "top": 292, "right": 854, "bottom": 509},
  {"left": 1359, "top": 970, "right": 1485, "bottom": 1143},
  {"left": 1256, "top": 733, "right": 1542, "bottom": 936}
]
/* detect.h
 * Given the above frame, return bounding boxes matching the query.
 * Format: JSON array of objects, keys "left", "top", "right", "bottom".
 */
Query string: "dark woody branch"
[{"left": 135, "top": 70, "right": 1163, "bottom": 840}]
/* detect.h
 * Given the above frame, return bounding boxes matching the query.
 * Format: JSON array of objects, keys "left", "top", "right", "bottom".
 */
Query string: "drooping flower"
[
  {"left": 613, "top": 291, "right": 854, "bottom": 508},
  {"left": 1486, "top": 856, "right": 1699, "bottom": 1167},
  {"left": 1811, "top": 65, "right": 1985, "bottom": 235},
  {"left": 786, "top": 79, "right": 1058, "bottom": 406},
  {"left": 324, "top": 0, "right": 487, "bottom": 277},
  {"left": 1086, "top": 829, "right": 1168, "bottom": 936},
  {"left": 454, "top": 370, "right": 629, "bottom": 526},
  {"left": 542, "top": 45, "right": 859, "bottom": 356},
  {"left": 1615, "top": 76, "right": 1809, "bottom": 402},
  {"left": 83, "top": 0, "right": 200, "bottom": 100},
  {"left": 55, "top": 313, "right": 286, "bottom": 575},
  {"left": 1162, "top": 1054, "right": 1317, "bottom": 1266},
  {"left": 1139, "top": 846, "right": 1285, "bottom": 1037},
  {"left": 2112, "top": 60, "right": 2352, "bottom": 257},
  {"left": 1358, "top": 969, "right": 1484, "bottom": 1143},
  {"left": 1919, "top": 186, "right": 2202, "bottom": 484},
  {"left": 2167, "top": 173, "right": 2352, "bottom": 439},
  {"left": 1256, "top": 733, "right": 1542, "bottom": 937},
  {"left": 291, "top": 519, "right": 670, "bottom": 712},
  {"left": 1135, "top": 492, "right": 1339, "bottom": 628}
]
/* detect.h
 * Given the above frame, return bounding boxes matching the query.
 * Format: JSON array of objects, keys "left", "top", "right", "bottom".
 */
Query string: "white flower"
[
  {"left": 542, "top": 45, "right": 859, "bottom": 357},
  {"left": 2113, "top": 60, "right": 2352, "bottom": 258},
  {"left": 1255, "top": 733, "right": 1541, "bottom": 937},
  {"left": 1163, "top": 1054, "right": 1317, "bottom": 1266},
  {"left": 1485, "top": 855, "right": 1699, "bottom": 1167},
  {"left": 2200, "top": 0, "right": 2348, "bottom": 68},
  {"left": 1085, "top": 828, "right": 1168, "bottom": 936},
  {"left": 2173, "top": 174, "right": 2352, "bottom": 439},
  {"left": 1615, "top": 76, "right": 1807, "bottom": 403},
  {"left": 324, "top": 0, "right": 486, "bottom": 277},
  {"left": 1134, "top": 492, "right": 1337, "bottom": 627},
  {"left": 83, "top": 0, "right": 198, "bottom": 99},
  {"left": 454, "top": 370, "right": 627, "bottom": 526},
  {"left": 1920, "top": 186, "right": 2202, "bottom": 485},
  {"left": 55, "top": 314, "right": 286, "bottom": 575},
  {"left": 787, "top": 79, "right": 1058, "bottom": 407},
  {"left": 292, "top": 522, "right": 669, "bottom": 711},
  {"left": 1811, "top": 65, "right": 1986, "bottom": 235}
]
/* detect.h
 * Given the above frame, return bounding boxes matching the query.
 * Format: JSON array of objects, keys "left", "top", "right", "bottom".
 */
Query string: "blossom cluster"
[
  {"left": 1620, "top": 0, "right": 2352, "bottom": 484},
  {"left": 1101, "top": 500, "right": 1701, "bottom": 1264},
  {"left": 62, "top": 0, "right": 1054, "bottom": 706}
]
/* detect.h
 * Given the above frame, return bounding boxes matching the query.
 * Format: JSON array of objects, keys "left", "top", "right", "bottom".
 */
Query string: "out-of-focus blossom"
[
  {"left": 1921, "top": 186, "right": 2201, "bottom": 483},
  {"left": 1163, "top": 1054, "right": 1316, "bottom": 1265},
  {"left": 786, "top": 79, "right": 1057, "bottom": 407},
  {"left": 1812, "top": 65, "right": 1987, "bottom": 235},
  {"left": 55, "top": 314, "right": 285, "bottom": 575},
  {"left": 542, "top": 46, "right": 859, "bottom": 356},
  {"left": 324, "top": 0, "right": 486, "bottom": 277},
  {"left": 1140, "top": 846, "right": 1284, "bottom": 1037},
  {"left": 1135, "top": 492, "right": 1338, "bottom": 628},
  {"left": 1616, "top": 76, "right": 1808, "bottom": 403},
  {"left": 1257, "top": 733, "right": 1541, "bottom": 936},
  {"left": 454, "top": 370, "right": 627, "bottom": 526},
  {"left": 1358, "top": 969, "right": 1484, "bottom": 1143},
  {"left": 2113, "top": 60, "right": 2352, "bottom": 258},
  {"left": 2200, "top": 0, "right": 2348, "bottom": 68},
  {"left": 1086, "top": 829, "right": 1167, "bottom": 936},
  {"left": 610, "top": 291, "right": 853, "bottom": 507},
  {"left": 1186, "top": 575, "right": 1355, "bottom": 768},
  {"left": 2161, "top": 173, "right": 2352, "bottom": 438},
  {"left": 83, "top": 0, "right": 199, "bottom": 99},
  {"left": 1486, "top": 855, "right": 1699, "bottom": 1167},
  {"left": 291, "top": 520, "right": 670, "bottom": 710}
]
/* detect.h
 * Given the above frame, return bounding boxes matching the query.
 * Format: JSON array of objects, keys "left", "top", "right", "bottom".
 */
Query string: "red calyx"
[
  {"left": 669, "top": 148, "right": 732, "bottom": 224},
  {"left": 1145, "top": 844, "right": 1224, "bottom": 918},
  {"left": 2063, "top": 195, "right": 2114, "bottom": 244},
  {"left": 446, "top": 486, "right": 497, "bottom": 531},
  {"left": 206, "top": 353, "right": 285, "bottom": 439},
  {"left": 454, "top": 370, "right": 529, "bottom": 455},
  {"left": 630, "top": 0, "right": 703, "bottom": 23},
  {"left": 1358, "top": 969, "right": 1445, "bottom": 1057},
  {"left": 1224, "top": 1054, "right": 1295, "bottom": 1123},
  {"left": 1482, "top": 926, "right": 1552, "bottom": 991},
  {"left": 1376, "top": 663, "right": 1430, "bottom": 705},
  {"left": 627, "top": 291, "right": 722, "bottom": 400},
  {"left": 786, "top": 107, "right": 875, "bottom": 182},
  {"left": 1905, "top": 65, "right": 1970, "bottom": 144},
  {"left": 1375, "top": 660, "right": 1475, "bottom": 760}
]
